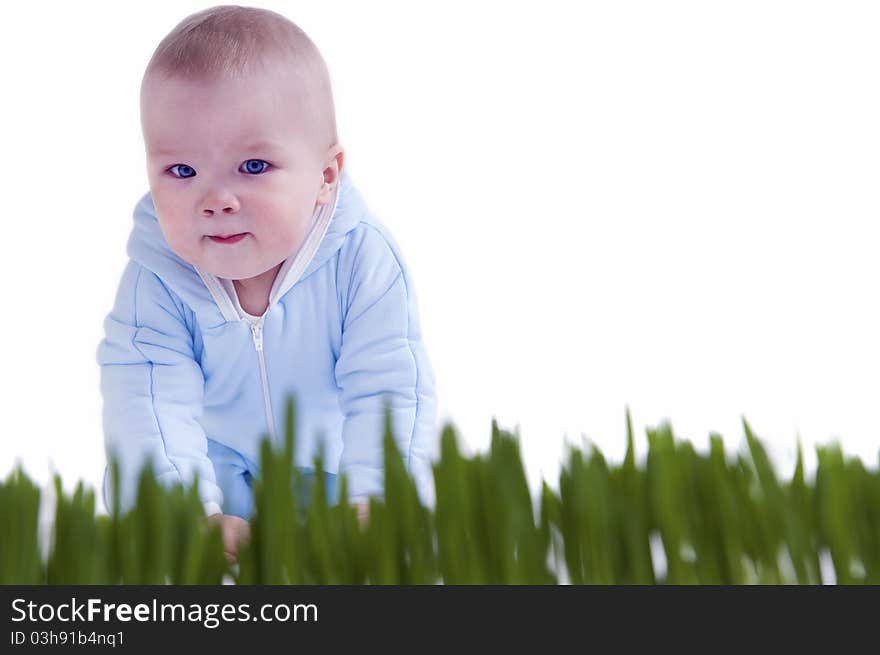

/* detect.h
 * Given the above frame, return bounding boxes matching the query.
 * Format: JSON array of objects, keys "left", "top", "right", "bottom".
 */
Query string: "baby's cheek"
[{"left": 158, "top": 222, "right": 196, "bottom": 260}]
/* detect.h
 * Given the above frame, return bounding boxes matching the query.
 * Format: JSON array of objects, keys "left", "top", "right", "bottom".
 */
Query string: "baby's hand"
[
  {"left": 206, "top": 513, "right": 251, "bottom": 564},
  {"left": 353, "top": 502, "right": 370, "bottom": 528}
]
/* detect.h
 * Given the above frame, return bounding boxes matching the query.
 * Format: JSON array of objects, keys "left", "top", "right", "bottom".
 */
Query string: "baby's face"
[{"left": 141, "top": 66, "right": 335, "bottom": 281}]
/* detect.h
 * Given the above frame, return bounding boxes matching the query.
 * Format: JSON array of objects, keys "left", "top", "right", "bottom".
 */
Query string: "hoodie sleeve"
[
  {"left": 96, "top": 260, "right": 223, "bottom": 517},
  {"left": 334, "top": 225, "right": 439, "bottom": 508}
]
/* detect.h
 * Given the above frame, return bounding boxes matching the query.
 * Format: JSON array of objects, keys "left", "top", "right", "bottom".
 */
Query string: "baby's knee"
[{"left": 293, "top": 468, "right": 339, "bottom": 507}]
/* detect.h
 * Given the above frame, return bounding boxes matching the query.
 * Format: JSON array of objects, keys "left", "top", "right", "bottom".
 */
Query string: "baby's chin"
[
  {"left": 169, "top": 236, "right": 293, "bottom": 281},
  {"left": 187, "top": 252, "right": 265, "bottom": 281},
  {"left": 201, "top": 262, "right": 267, "bottom": 280}
]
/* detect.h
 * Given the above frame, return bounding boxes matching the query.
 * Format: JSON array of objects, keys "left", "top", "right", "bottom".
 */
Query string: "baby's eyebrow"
[{"left": 148, "top": 140, "right": 284, "bottom": 157}]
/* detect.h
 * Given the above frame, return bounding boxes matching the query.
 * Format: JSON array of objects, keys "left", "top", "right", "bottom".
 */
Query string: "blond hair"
[{"left": 141, "top": 5, "right": 338, "bottom": 153}]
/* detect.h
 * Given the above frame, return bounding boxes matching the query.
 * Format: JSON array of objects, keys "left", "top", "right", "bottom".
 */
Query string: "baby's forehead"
[
  {"left": 142, "top": 59, "right": 332, "bottom": 156},
  {"left": 145, "top": 67, "right": 308, "bottom": 116},
  {"left": 145, "top": 56, "right": 315, "bottom": 95}
]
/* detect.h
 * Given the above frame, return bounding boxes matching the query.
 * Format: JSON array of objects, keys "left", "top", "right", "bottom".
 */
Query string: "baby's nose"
[
  {"left": 202, "top": 204, "right": 238, "bottom": 216},
  {"left": 201, "top": 189, "right": 241, "bottom": 216}
]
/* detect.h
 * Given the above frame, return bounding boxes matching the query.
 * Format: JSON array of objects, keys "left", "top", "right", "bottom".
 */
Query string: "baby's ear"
[
  {"left": 322, "top": 146, "right": 345, "bottom": 182},
  {"left": 316, "top": 148, "right": 343, "bottom": 205}
]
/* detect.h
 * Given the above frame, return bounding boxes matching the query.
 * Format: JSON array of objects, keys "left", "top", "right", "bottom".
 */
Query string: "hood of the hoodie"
[{"left": 126, "top": 168, "right": 366, "bottom": 326}]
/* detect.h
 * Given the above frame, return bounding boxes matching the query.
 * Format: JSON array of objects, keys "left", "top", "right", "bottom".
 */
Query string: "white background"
[{"left": 1, "top": 1, "right": 878, "bottom": 505}]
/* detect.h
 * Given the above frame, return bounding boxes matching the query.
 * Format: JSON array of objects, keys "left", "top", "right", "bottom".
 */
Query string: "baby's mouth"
[{"left": 207, "top": 232, "right": 249, "bottom": 244}]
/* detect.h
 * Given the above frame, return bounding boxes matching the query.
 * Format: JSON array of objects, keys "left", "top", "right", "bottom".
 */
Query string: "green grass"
[{"left": 2, "top": 396, "right": 878, "bottom": 584}]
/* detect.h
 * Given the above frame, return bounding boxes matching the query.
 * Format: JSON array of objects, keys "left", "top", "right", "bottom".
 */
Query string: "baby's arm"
[
  {"left": 96, "top": 260, "right": 223, "bottom": 517},
  {"left": 334, "top": 225, "right": 438, "bottom": 508}
]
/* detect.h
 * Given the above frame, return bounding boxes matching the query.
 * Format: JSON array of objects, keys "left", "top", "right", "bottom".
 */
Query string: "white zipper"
[{"left": 249, "top": 319, "right": 278, "bottom": 444}]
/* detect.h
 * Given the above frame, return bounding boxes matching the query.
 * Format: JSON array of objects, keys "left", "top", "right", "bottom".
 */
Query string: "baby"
[{"left": 96, "top": 6, "right": 438, "bottom": 561}]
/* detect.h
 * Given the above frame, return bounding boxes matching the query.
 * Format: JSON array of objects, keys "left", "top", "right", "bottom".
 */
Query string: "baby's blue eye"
[
  {"left": 242, "top": 159, "right": 269, "bottom": 174},
  {"left": 167, "top": 159, "right": 270, "bottom": 178},
  {"left": 169, "top": 164, "right": 196, "bottom": 178}
]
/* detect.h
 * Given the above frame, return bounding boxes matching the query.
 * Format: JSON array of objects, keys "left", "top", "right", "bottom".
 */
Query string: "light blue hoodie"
[{"left": 96, "top": 169, "right": 438, "bottom": 517}]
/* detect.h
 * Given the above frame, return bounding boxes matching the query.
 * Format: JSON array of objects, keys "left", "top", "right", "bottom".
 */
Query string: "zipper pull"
[{"left": 250, "top": 322, "right": 263, "bottom": 352}]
